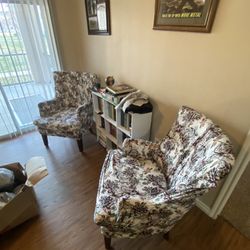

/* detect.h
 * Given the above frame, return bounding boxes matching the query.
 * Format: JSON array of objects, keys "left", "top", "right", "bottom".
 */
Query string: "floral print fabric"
[
  {"left": 94, "top": 106, "right": 235, "bottom": 238},
  {"left": 33, "top": 71, "right": 98, "bottom": 139}
]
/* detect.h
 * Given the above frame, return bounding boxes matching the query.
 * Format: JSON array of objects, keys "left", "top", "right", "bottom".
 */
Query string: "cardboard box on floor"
[{"left": 0, "top": 157, "right": 48, "bottom": 234}]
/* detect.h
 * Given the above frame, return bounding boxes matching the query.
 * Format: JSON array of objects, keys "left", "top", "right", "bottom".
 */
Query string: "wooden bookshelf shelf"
[
  {"left": 106, "top": 133, "right": 117, "bottom": 144},
  {"left": 103, "top": 115, "right": 117, "bottom": 127},
  {"left": 92, "top": 90, "right": 152, "bottom": 150},
  {"left": 117, "top": 125, "right": 131, "bottom": 137}
]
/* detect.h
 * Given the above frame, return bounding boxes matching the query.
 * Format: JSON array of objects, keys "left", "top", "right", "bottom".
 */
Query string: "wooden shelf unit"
[{"left": 92, "top": 91, "right": 152, "bottom": 150}]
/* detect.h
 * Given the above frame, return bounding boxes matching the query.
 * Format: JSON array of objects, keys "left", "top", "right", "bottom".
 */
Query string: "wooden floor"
[{"left": 0, "top": 132, "right": 249, "bottom": 250}]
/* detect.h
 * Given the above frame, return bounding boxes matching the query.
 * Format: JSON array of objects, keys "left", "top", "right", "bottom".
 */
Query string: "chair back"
[
  {"left": 54, "top": 71, "right": 98, "bottom": 107},
  {"left": 159, "top": 106, "right": 234, "bottom": 195}
]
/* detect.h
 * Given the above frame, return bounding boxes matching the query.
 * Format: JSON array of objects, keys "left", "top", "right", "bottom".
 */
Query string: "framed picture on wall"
[
  {"left": 153, "top": 0, "right": 219, "bottom": 32},
  {"left": 85, "top": 0, "right": 111, "bottom": 35}
]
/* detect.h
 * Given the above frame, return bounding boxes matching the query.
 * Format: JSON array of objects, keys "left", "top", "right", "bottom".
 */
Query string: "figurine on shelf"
[{"left": 105, "top": 76, "right": 115, "bottom": 87}]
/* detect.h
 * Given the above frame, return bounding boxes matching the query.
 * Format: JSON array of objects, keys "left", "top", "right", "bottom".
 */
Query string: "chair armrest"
[
  {"left": 122, "top": 138, "right": 159, "bottom": 160},
  {"left": 115, "top": 194, "right": 171, "bottom": 222},
  {"left": 38, "top": 98, "right": 62, "bottom": 117},
  {"left": 168, "top": 188, "right": 201, "bottom": 201},
  {"left": 77, "top": 102, "right": 93, "bottom": 129},
  {"left": 116, "top": 192, "right": 195, "bottom": 223}
]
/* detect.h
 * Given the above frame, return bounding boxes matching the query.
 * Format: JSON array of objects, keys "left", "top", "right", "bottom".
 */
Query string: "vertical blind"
[{"left": 0, "top": 0, "right": 60, "bottom": 139}]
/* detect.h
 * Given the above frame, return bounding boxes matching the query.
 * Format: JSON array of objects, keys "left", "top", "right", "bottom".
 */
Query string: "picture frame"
[
  {"left": 85, "top": 0, "right": 111, "bottom": 35},
  {"left": 153, "top": 0, "right": 219, "bottom": 33}
]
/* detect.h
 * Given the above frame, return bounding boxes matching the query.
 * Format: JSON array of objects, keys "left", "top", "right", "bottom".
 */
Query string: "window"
[{"left": 0, "top": 0, "right": 60, "bottom": 138}]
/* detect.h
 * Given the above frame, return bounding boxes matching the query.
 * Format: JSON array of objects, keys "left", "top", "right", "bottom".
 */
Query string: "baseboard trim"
[{"left": 196, "top": 198, "right": 214, "bottom": 218}]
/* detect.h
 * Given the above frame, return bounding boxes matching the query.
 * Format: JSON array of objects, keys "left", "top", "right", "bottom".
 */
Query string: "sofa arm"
[
  {"left": 38, "top": 98, "right": 62, "bottom": 117},
  {"left": 122, "top": 138, "right": 159, "bottom": 160},
  {"left": 115, "top": 193, "right": 173, "bottom": 223},
  {"left": 77, "top": 102, "right": 93, "bottom": 130}
]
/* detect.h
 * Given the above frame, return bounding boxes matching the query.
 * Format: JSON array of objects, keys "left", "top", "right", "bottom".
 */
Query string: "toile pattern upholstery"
[
  {"left": 33, "top": 71, "right": 98, "bottom": 140},
  {"left": 94, "top": 106, "right": 235, "bottom": 239}
]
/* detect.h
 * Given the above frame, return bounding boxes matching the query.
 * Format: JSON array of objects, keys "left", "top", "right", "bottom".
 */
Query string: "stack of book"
[
  {"left": 103, "top": 92, "right": 127, "bottom": 105},
  {"left": 106, "top": 84, "right": 135, "bottom": 96},
  {"left": 104, "top": 83, "right": 135, "bottom": 105},
  {"left": 95, "top": 84, "right": 134, "bottom": 106}
]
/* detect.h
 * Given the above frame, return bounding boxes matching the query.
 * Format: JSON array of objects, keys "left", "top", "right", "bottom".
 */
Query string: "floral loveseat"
[
  {"left": 33, "top": 71, "right": 98, "bottom": 151},
  {"left": 94, "top": 106, "right": 235, "bottom": 248}
]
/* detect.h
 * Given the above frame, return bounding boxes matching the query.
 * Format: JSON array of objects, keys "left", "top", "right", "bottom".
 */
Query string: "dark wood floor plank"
[{"left": 0, "top": 132, "right": 249, "bottom": 250}]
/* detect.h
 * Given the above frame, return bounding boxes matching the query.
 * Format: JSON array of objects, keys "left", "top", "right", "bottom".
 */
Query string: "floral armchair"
[
  {"left": 94, "top": 106, "right": 235, "bottom": 249},
  {"left": 33, "top": 71, "right": 98, "bottom": 152}
]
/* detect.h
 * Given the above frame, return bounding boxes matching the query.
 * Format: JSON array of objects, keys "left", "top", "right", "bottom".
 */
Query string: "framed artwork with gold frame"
[{"left": 153, "top": 0, "right": 219, "bottom": 32}]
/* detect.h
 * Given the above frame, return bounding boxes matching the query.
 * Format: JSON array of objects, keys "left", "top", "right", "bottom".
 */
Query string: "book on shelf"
[
  {"left": 121, "top": 112, "right": 131, "bottom": 130},
  {"left": 99, "top": 134, "right": 106, "bottom": 142},
  {"left": 110, "top": 124, "right": 117, "bottom": 138},
  {"left": 97, "top": 97, "right": 103, "bottom": 113},
  {"left": 106, "top": 84, "right": 135, "bottom": 95},
  {"left": 106, "top": 140, "right": 116, "bottom": 149},
  {"left": 99, "top": 138, "right": 106, "bottom": 148},
  {"left": 111, "top": 142, "right": 117, "bottom": 149},
  {"left": 98, "top": 129, "right": 105, "bottom": 138},
  {"left": 108, "top": 103, "right": 116, "bottom": 121},
  {"left": 108, "top": 103, "right": 112, "bottom": 119},
  {"left": 98, "top": 132, "right": 106, "bottom": 148},
  {"left": 101, "top": 117, "right": 105, "bottom": 128},
  {"left": 94, "top": 87, "right": 129, "bottom": 105},
  {"left": 113, "top": 108, "right": 116, "bottom": 121}
]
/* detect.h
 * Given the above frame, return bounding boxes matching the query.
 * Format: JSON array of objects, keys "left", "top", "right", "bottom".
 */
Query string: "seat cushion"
[
  {"left": 95, "top": 149, "right": 167, "bottom": 222},
  {"left": 34, "top": 108, "right": 81, "bottom": 138}
]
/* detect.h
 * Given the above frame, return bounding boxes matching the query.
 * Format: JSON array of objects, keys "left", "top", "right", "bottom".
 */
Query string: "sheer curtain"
[
  {"left": 14, "top": 0, "right": 60, "bottom": 95},
  {"left": 0, "top": 0, "right": 60, "bottom": 139}
]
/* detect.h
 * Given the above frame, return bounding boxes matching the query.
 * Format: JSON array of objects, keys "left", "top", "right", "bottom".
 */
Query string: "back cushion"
[
  {"left": 54, "top": 71, "right": 97, "bottom": 107},
  {"left": 158, "top": 106, "right": 234, "bottom": 193}
]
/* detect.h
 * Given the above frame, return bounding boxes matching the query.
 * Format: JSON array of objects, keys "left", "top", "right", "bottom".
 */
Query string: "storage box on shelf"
[{"left": 92, "top": 90, "right": 152, "bottom": 150}]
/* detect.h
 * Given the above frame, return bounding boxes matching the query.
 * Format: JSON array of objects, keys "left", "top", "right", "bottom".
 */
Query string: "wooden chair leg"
[
  {"left": 41, "top": 134, "right": 48, "bottom": 147},
  {"left": 104, "top": 236, "right": 112, "bottom": 250},
  {"left": 77, "top": 138, "right": 83, "bottom": 152},
  {"left": 163, "top": 232, "right": 170, "bottom": 240}
]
